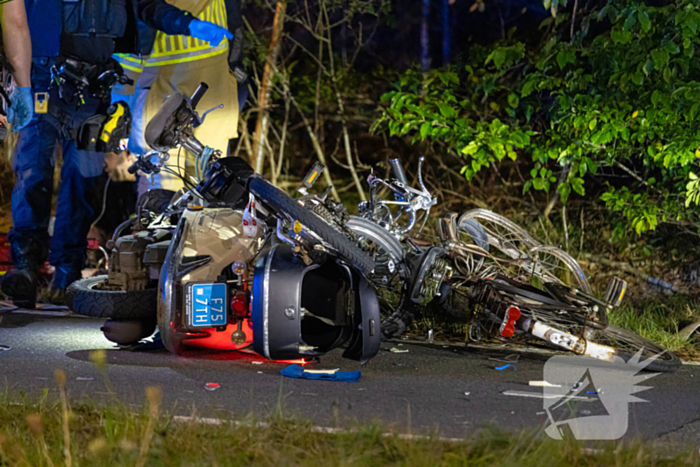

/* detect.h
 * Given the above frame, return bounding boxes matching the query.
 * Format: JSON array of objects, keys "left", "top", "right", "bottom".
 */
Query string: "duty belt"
[
  {"left": 50, "top": 58, "right": 133, "bottom": 106},
  {"left": 47, "top": 58, "right": 134, "bottom": 153}
]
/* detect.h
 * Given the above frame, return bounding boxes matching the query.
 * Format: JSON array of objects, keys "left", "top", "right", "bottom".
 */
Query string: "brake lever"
[
  {"left": 194, "top": 104, "right": 223, "bottom": 128},
  {"left": 417, "top": 156, "right": 431, "bottom": 196}
]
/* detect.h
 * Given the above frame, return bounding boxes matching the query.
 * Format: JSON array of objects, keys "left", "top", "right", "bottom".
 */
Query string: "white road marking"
[
  {"left": 502, "top": 390, "right": 593, "bottom": 401},
  {"left": 171, "top": 415, "right": 465, "bottom": 443}
]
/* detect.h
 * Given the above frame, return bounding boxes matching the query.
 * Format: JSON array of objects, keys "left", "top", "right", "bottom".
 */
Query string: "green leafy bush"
[{"left": 375, "top": 0, "right": 700, "bottom": 236}]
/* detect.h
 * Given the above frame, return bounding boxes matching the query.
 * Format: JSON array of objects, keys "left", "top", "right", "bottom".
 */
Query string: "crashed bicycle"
[{"left": 327, "top": 157, "right": 680, "bottom": 372}]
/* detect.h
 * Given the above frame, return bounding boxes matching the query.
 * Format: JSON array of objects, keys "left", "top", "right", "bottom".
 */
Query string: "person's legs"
[
  {"left": 49, "top": 139, "right": 107, "bottom": 291},
  {"left": 2, "top": 59, "right": 58, "bottom": 308},
  {"left": 125, "top": 67, "right": 157, "bottom": 157}
]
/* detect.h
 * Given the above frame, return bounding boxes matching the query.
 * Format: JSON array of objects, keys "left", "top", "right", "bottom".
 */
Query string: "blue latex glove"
[
  {"left": 188, "top": 20, "right": 233, "bottom": 46},
  {"left": 7, "top": 86, "right": 33, "bottom": 132}
]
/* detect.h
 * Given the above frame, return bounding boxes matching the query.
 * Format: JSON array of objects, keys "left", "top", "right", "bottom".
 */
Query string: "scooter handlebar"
[
  {"left": 127, "top": 154, "right": 159, "bottom": 175},
  {"left": 190, "top": 82, "right": 209, "bottom": 111}
]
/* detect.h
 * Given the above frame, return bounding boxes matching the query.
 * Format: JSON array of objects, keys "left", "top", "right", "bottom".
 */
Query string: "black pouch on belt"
[{"left": 76, "top": 113, "right": 108, "bottom": 152}]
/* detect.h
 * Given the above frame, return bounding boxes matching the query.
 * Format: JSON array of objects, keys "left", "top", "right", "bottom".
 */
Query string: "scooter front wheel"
[{"left": 248, "top": 177, "right": 375, "bottom": 275}]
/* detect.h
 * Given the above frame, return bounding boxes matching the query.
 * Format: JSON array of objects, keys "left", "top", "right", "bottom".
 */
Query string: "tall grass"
[
  {"left": 0, "top": 391, "right": 697, "bottom": 467},
  {"left": 609, "top": 297, "right": 700, "bottom": 358}
]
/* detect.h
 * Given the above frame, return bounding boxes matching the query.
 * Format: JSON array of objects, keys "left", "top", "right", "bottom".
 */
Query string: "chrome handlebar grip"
[{"left": 390, "top": 158, "right": 409, "bottom": 186}]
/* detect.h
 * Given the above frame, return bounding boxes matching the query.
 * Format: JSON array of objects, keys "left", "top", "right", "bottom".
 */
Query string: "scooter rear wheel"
[{"left": 66, "top": 275, "right": 157, "bottom": 320}]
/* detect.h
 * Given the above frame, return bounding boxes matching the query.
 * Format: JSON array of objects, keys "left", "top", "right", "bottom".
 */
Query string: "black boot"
[
  {"left": 50, "top": 256, "right": 84, "bottom": 305},
  {"left": 1, "top": 238, "right": 48, "bottom": 309}
]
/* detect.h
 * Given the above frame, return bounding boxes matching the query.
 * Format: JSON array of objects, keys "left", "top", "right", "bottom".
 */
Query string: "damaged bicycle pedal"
[
  {"left": 298, "top": 161, "right": 325, "bottom": 195},
  {"left": 604, "top": 276, "right": 627, "bottom": 307}
]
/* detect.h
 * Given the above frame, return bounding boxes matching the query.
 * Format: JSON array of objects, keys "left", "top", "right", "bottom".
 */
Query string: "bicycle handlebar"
[{"left": 389, "top": 158, "right": 409, "bottom": 186}]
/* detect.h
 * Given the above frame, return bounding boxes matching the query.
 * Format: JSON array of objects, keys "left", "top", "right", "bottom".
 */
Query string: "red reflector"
[
  {"left": 231, "top": 290, "right": 249, "bottom": 316},
  {"left": 499, "top": 305, "right": 521, "bottom": 338},
  {"left": 232, "top": 299, "right": 246, "bottom": 313}
]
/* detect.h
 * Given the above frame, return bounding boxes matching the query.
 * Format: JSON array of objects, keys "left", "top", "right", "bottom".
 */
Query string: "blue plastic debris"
[
  {"left": 495, "top": 364, "right": 516, "bottom": 371},
  {"left": 280, "top": 364, "right": 361, "bottom": 382}
]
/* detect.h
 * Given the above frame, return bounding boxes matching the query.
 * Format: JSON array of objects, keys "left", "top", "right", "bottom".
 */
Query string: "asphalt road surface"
[{"left": 1, "top": 308, "right": 699, "bottom": 448}]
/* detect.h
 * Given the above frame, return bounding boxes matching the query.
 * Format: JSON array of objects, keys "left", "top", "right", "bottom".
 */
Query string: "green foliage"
[{"left": 374, "top": 0, "right": 700, "bottom": 237}]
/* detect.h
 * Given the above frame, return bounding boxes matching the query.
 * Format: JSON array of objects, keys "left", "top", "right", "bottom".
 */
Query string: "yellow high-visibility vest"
[
  {"left": 147, "top": 0, "right": 229, "bottom": 67},
  {"left": 113, "top": 0, "right": 228, "bottom": 87}
]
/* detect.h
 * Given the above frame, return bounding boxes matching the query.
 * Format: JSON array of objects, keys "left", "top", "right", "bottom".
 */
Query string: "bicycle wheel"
[
  {"left": 458, "top": 210, "right": 591, "bottom": 292},
  {"left": 529, "top": 245, "right": 593, "bottom": 294},
  {"left": 248, "top": 177, "right": 375, "bottom": 275},
  {"left": 458, "top": 209, "right": 540, "bottom": 282},
  {"left": 458, "top": 209, "right": 541, "bottom": 258}
]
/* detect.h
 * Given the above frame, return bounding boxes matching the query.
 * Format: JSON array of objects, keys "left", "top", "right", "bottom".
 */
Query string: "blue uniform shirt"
[
  {"left": 25, "top": 0, "right": 62, "bottom": 58},
  {"left": 24, "top": 0, "right": 193, "bottom": 60}
]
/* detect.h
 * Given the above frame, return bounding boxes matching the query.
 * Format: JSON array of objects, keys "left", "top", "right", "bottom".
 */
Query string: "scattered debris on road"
[
  {"left": 489, "top": 354, "right": 519, "bottom": 363},
  {"left": 205, "top": 383, "right": 220, "bottom": 391},
  {"left": 390, "top": 347, "right": 409, "bottom": 353},
  {"left": 502, "top": 390, "right": 592, "bottom": 401},
  {"left": 529, "top": 381, "right": 560, "bottom": 388},
  {"left": 495, "top": 364, "right": 516, "bottom": 371},
  {"left": 0, "top": 344, "right": 10, "bottom": 351},
  {"left": 280, "top": 364, "right": 361, "bottom": 382},
  {"left": 76, "top": 377, "right": 94, "bottom": 381}
]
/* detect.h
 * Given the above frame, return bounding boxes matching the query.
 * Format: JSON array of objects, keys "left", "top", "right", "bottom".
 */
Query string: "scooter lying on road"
[{"left": 67, "top": 84, "right": 380, "bottom": 364}]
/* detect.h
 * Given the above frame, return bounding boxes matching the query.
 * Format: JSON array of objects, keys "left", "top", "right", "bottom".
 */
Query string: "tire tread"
[
  {"left": 66, "top": 275, "right": 156, "bottom": 320},
  {"left": 248, "top": 177, "right": 375, "bottom": 275}
]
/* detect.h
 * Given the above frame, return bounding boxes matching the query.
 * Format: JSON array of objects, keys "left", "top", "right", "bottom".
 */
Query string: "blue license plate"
[{"left": 186, "top": 282, "right": 228, "bottom": 328}]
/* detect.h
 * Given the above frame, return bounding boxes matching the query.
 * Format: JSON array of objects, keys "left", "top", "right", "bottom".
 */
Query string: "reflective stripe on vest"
[
  {"left": 146, "top": 0, "right": 229, "bottom": 67},
  {"left": 114, "top": 54, "right": 146, "bottom": 74}
]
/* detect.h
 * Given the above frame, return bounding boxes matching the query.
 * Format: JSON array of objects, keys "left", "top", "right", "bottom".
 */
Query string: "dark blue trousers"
[{"left": 9, "top": 58, "right": 107, "bottom": 268}]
